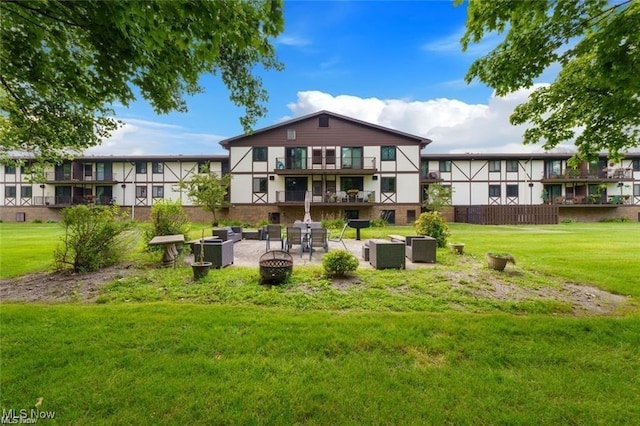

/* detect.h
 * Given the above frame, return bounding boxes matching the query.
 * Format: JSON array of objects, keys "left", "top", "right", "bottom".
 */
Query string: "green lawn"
[{"left": 1, "top": 222, "right": 640, "bottom": 424}]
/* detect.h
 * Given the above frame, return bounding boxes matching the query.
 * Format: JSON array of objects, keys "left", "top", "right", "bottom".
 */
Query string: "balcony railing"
[
  {"left": 275, "top": 190, "right": 376, "bottom": 203},
  {"left": 274, "top": 157, "right": 376, "bottom": 171},
  {"left": 33, "top": 195, "right": 114, "bottom": 206},
  {"left": 45, "top": 172, "right": 119, "bottom": 182},
  {"left": 542, "top": 168, "right": 633, "bottom": 180}
]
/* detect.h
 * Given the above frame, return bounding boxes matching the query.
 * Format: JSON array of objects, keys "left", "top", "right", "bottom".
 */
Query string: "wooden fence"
[{"left": 454, "top": 205, "right": 558, "bottom": 225}]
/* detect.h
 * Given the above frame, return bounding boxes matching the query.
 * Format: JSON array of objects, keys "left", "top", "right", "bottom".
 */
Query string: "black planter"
[{"left": 191, "top": 261, "right": 212, "bottom": 280}]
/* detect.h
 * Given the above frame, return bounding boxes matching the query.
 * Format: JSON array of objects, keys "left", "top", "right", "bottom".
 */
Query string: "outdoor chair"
[
  {"left": 265, "top": 225, "right": 284, "bottom": 251},
  {"left": 308, "top": 228, "right": 329, "bottom": 259},
  {"left": 285, "top": 226, "right": 304, "bottom": 257},
  {"left": 191, "top": 239, "right": 234, "bottom": 269},
  {"left": 328, "top": 223, "right": 348, "bottom": 249},
  {"left": 368, "top": 239, "right": 405, "bottom": 269},
  {"left": 405, "top": 236, "right": 436, "bottom": 263}
]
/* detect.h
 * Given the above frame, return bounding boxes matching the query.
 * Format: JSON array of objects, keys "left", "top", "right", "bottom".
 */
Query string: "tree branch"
[{"left": 5, "top": 0, "right": 88, "bottom": 29}]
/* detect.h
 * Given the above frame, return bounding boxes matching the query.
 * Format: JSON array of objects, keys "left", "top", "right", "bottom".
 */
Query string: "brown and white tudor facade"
[{"left": 1, "top": 110, "right": 640, "bottom": 224}]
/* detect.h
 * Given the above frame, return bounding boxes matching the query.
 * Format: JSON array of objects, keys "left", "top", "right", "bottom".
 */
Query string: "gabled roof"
[{"left": 219, "top": 110, "right": 431, "bottom": 149}]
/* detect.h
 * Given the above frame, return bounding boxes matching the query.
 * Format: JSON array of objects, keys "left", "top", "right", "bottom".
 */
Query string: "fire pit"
[
  {"left": 259, "top": 251, "right": 293, "bottom": 284},
  {"left": 348, "top": 219, "right": 370, "bottom": 241}
]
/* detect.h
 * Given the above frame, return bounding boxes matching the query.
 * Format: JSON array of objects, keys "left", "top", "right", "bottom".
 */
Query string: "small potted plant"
[
  {"left": 486, "top": 252, "right": 516, "bottom": 271},
  {"left": 191, "top": 230, "right": 212, "bottom": 280},
  {"left": 449, "top": 242, "right": 465, "bottom": 254}
]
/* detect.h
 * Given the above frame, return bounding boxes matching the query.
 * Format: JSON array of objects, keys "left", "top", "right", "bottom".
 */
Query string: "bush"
[
  {"left": 31, "top": 219, "right": 43, "bottom": 223},
  {"left": 54, "top": 204, "right": 135, "bottom": 272},
  {"left": 414, "top": 211, "right": 450, "bottom": 248},
  {"left": 144, "top": 200, "right": 191, "bottom": 244},
  {"left": 599, "top": 216, "right": 631, "bottom": 223},
  {"left": 561, "top": 218, "right": 577, "bottom": 223},
  {"left": 322, "top": 250, "right": 359, "bottom": 278},
  {"left": 369, "top": 218, "right": 388, "bottom": 228},
  {"left": 321, "top": 218, "right": 346, "bottom": 230}
]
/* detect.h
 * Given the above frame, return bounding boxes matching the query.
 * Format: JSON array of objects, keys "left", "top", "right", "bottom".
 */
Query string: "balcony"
[
  {"left": 274, "top": 157, "right": 377, "bottom": 175},
  {"left": 275, "top": 190, "right": 376, "bottom": 205},
  {"left": 45, "top": 172, "right": 119, "bottom": 183},
  {"left": 541, "top": 168, "right": 633, "bottom": 183},
  {"left": 33, "top": 195, "right": 115, "bottom": 207},
  {"left": 420, "top": 170, "right": 443, "bottom": 181}
]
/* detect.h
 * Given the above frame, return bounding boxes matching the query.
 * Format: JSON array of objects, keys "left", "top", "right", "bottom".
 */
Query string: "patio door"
[
  {"left": 341, "top": 147, "right": 363, "bottom": 169},
  {"left": 285, "top": 147, "right": 307, "bottom": 170},
  {"left": 285, "top": 177, "right": 307, "bottom": 202}
]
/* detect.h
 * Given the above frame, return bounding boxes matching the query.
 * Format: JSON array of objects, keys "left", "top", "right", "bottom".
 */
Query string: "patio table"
[{"left": 148, "top": 234, "right": 185, "bottom": 267}]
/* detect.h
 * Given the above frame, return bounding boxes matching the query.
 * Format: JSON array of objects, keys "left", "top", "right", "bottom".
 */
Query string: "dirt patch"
[
  {"left": 0, "top": 263, "right": 139, "bottom": 303},
  {"left": 0, "top": 259, "right": 630, "bottom": 315}
]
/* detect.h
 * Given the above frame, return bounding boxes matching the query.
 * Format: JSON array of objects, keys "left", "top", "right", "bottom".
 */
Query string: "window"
[
  {"left": 326, "top": 149, "right": 336, "bottom": 165},
  {"left": 312, "top": 149, "right": 322, "bottom": 165},
  {"left": 319, "top": 115, "right": 329, "bottom": 127},
  {"left": 135, "top": 162, "right": 147, "bottom": 174},
  {"left": 381, "top": 210, "right": 395, "bottom": 224},
  {"left": 407, "top": 210, "right": 416, "bottom": 223},
  {"left": 381, "top": 146, "right": 396, "bottom": 161},
  {"left": 489, "top": 160, "right": 501, "bottom": 172},
  {"left": 341, "top": 147, "right": 363, "bottom": 169},
  {"left": 253, "top": 147, "right": 267, "bottom": 162},
  {"left": 5, "top": 165, "right": 16, "bottom": 174},
  {"left": 340, "top": 177, "right": 363, "bottom": 192},
  {"left": 489, "top": 185, "right": 501, "bottom": 197},
  {"left": 545, "top": 160, "right": 562, "bottom": 178},
  {"left": 439, "top": 160, "right": 451, "bottom": 172},
  {"left": 152, "top": 162, "right": 163, "bottom": 174},
  {"left": 84, "top": 164, "right": 93, "bottom": 177},
  {"left": 381, "top": 177, "right": 396, "bottom": 192},
  {"left": 506, "top": 184, "right": 519, "bottom": 197},
  {"left": 287, "top": 129, "right": 296, "bottom": 140},
  {"left": 633, "top": 159, "right": 640, "bottom": 171},
  {"left": 506, "top": 160, "right": 518, "bottom": 172},
  {"left": 135, "top": 186, "right": 147, "bottom": 198},
  {"left": 312, "top": 181, "right": 322, "bottom": 196},
  {"left": 21, "top": 186, "right": 32, "bottom": 198},
  {"left": 634, "top": 184, "right": 640, "bottom": 197},
  {"left": 152, "top": 186, "right": 164, "bottom": 198},
  {"left": 253, "top": 178, "right": 267, "bottom": 193},
  {"left": 5, "top": 186, "right": 16, "bottom": 197}
]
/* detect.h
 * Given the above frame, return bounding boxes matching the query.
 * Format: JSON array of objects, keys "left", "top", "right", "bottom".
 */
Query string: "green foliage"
[
  {"left": 178, "top": 171, "right": 231, "bottom": 225},
  {"left": 414, "top": 212, "right": 450, "bottom": 248},
  {"left": 458, "top": 0, "right": 640, "bottom": 163},
  {"left": 321, "top": 217, "right": 346, "bottom": 230},
  {"left": 0, "top": 1, "right": 284, "bottom": 164},
  {"left": 422, "top": 183, "right": 453, "bottom": 212},
  {"left": 369, "top": 218, "right": 388, "bottom": 228},
  {"left": 144, "top": 200, "right": 191, "bottom": 244},
  {"left": 561, "top": 218, "right": 577, "bottom": 223},
  {"left": 31, "top": 219, "right": 43, "bottom": 223},
  {"left": 599, "top": 216, "right": 631, "bottom": 223},
  {"left": 322, "top": 250, "right": 359, "bottom": 278},
  {"left": 54, "top": 204, "right": 135, "bottom": 272}
]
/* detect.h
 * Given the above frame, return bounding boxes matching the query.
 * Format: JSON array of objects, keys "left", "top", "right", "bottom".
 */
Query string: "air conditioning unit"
[{"left": 428, "top": 171, "right": 439, "bottom": 179}]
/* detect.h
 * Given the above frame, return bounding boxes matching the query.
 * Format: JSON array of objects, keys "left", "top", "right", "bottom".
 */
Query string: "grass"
[
  {"left": 2, "top": 221, "right": 640, "bottom": 424},
  {"left": 2, "top": 304, "right": 639, "bottom": 424}
]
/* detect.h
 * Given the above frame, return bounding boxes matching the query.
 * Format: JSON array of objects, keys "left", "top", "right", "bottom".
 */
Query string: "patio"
[{"left": 183, "top": 237, "right": 438, "bottom": 270}]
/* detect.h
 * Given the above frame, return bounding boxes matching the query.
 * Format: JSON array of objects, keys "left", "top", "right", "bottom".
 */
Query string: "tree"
[
  {"left": 179, "top": 170, "right": 231, "bottom": 225},
  {"left": 422, "top": 183, "right": 452, "bottom": 213},
  {"left": 458, "top": 0, "right": 639, "bottom": 164},
  {"left": 0, "top": 0, "right": 284, "bottom": 164}
]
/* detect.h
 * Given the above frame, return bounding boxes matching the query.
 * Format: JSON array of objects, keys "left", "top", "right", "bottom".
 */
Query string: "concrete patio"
[{"left": 184, "top": 238, "right": 437, "bottom": 270}]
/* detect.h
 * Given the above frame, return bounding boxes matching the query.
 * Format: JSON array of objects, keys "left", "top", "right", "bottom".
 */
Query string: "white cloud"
[
  {"left": 422, "top": 27, "right": 503, "bottom": 57},
  {"left": 284, "top": 86, "right": 564, "bottom": 154},
  {"left": 275, "top": 34, "right": 311, "bottom": 47},
  {"left": 85, "top": 118, "right": 227, "bottom": 156}
]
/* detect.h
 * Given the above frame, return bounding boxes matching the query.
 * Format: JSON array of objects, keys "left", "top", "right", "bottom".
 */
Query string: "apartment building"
[{"left": 1, "top": 111, "right": 639, "bottom": 224}]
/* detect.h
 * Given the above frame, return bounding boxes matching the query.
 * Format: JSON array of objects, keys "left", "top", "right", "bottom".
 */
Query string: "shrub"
[
  {"left": 31, "top": 219, "right": 43, "bottom": 223},
  {"left": 321, "top": 218, "right": 346, "bottom": 230},
  {"left": 54, "top": 204, "right": 135, "bottom": 272},
  {"left": 561, "top": 218, "right": 577, "bottom": 223},
  {"left": 322, "top": 250, "right": 359, "bottom": 278},
  {"left": 414, "top": 211, "right": 450, "bottom": 248},
  {"left": 599, "top": 216, "right": 631, "bottom": 223},
  {"left": 144, "top": 200, "right": 191, "bottom": 244},
  {"left": 369, "top": 218, "right": 388, "bottom": 228}
]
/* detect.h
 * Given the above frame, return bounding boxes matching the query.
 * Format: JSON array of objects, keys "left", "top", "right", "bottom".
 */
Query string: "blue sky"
[{"left": 88, "top": 1, "right": 559, "bottom": 157}]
